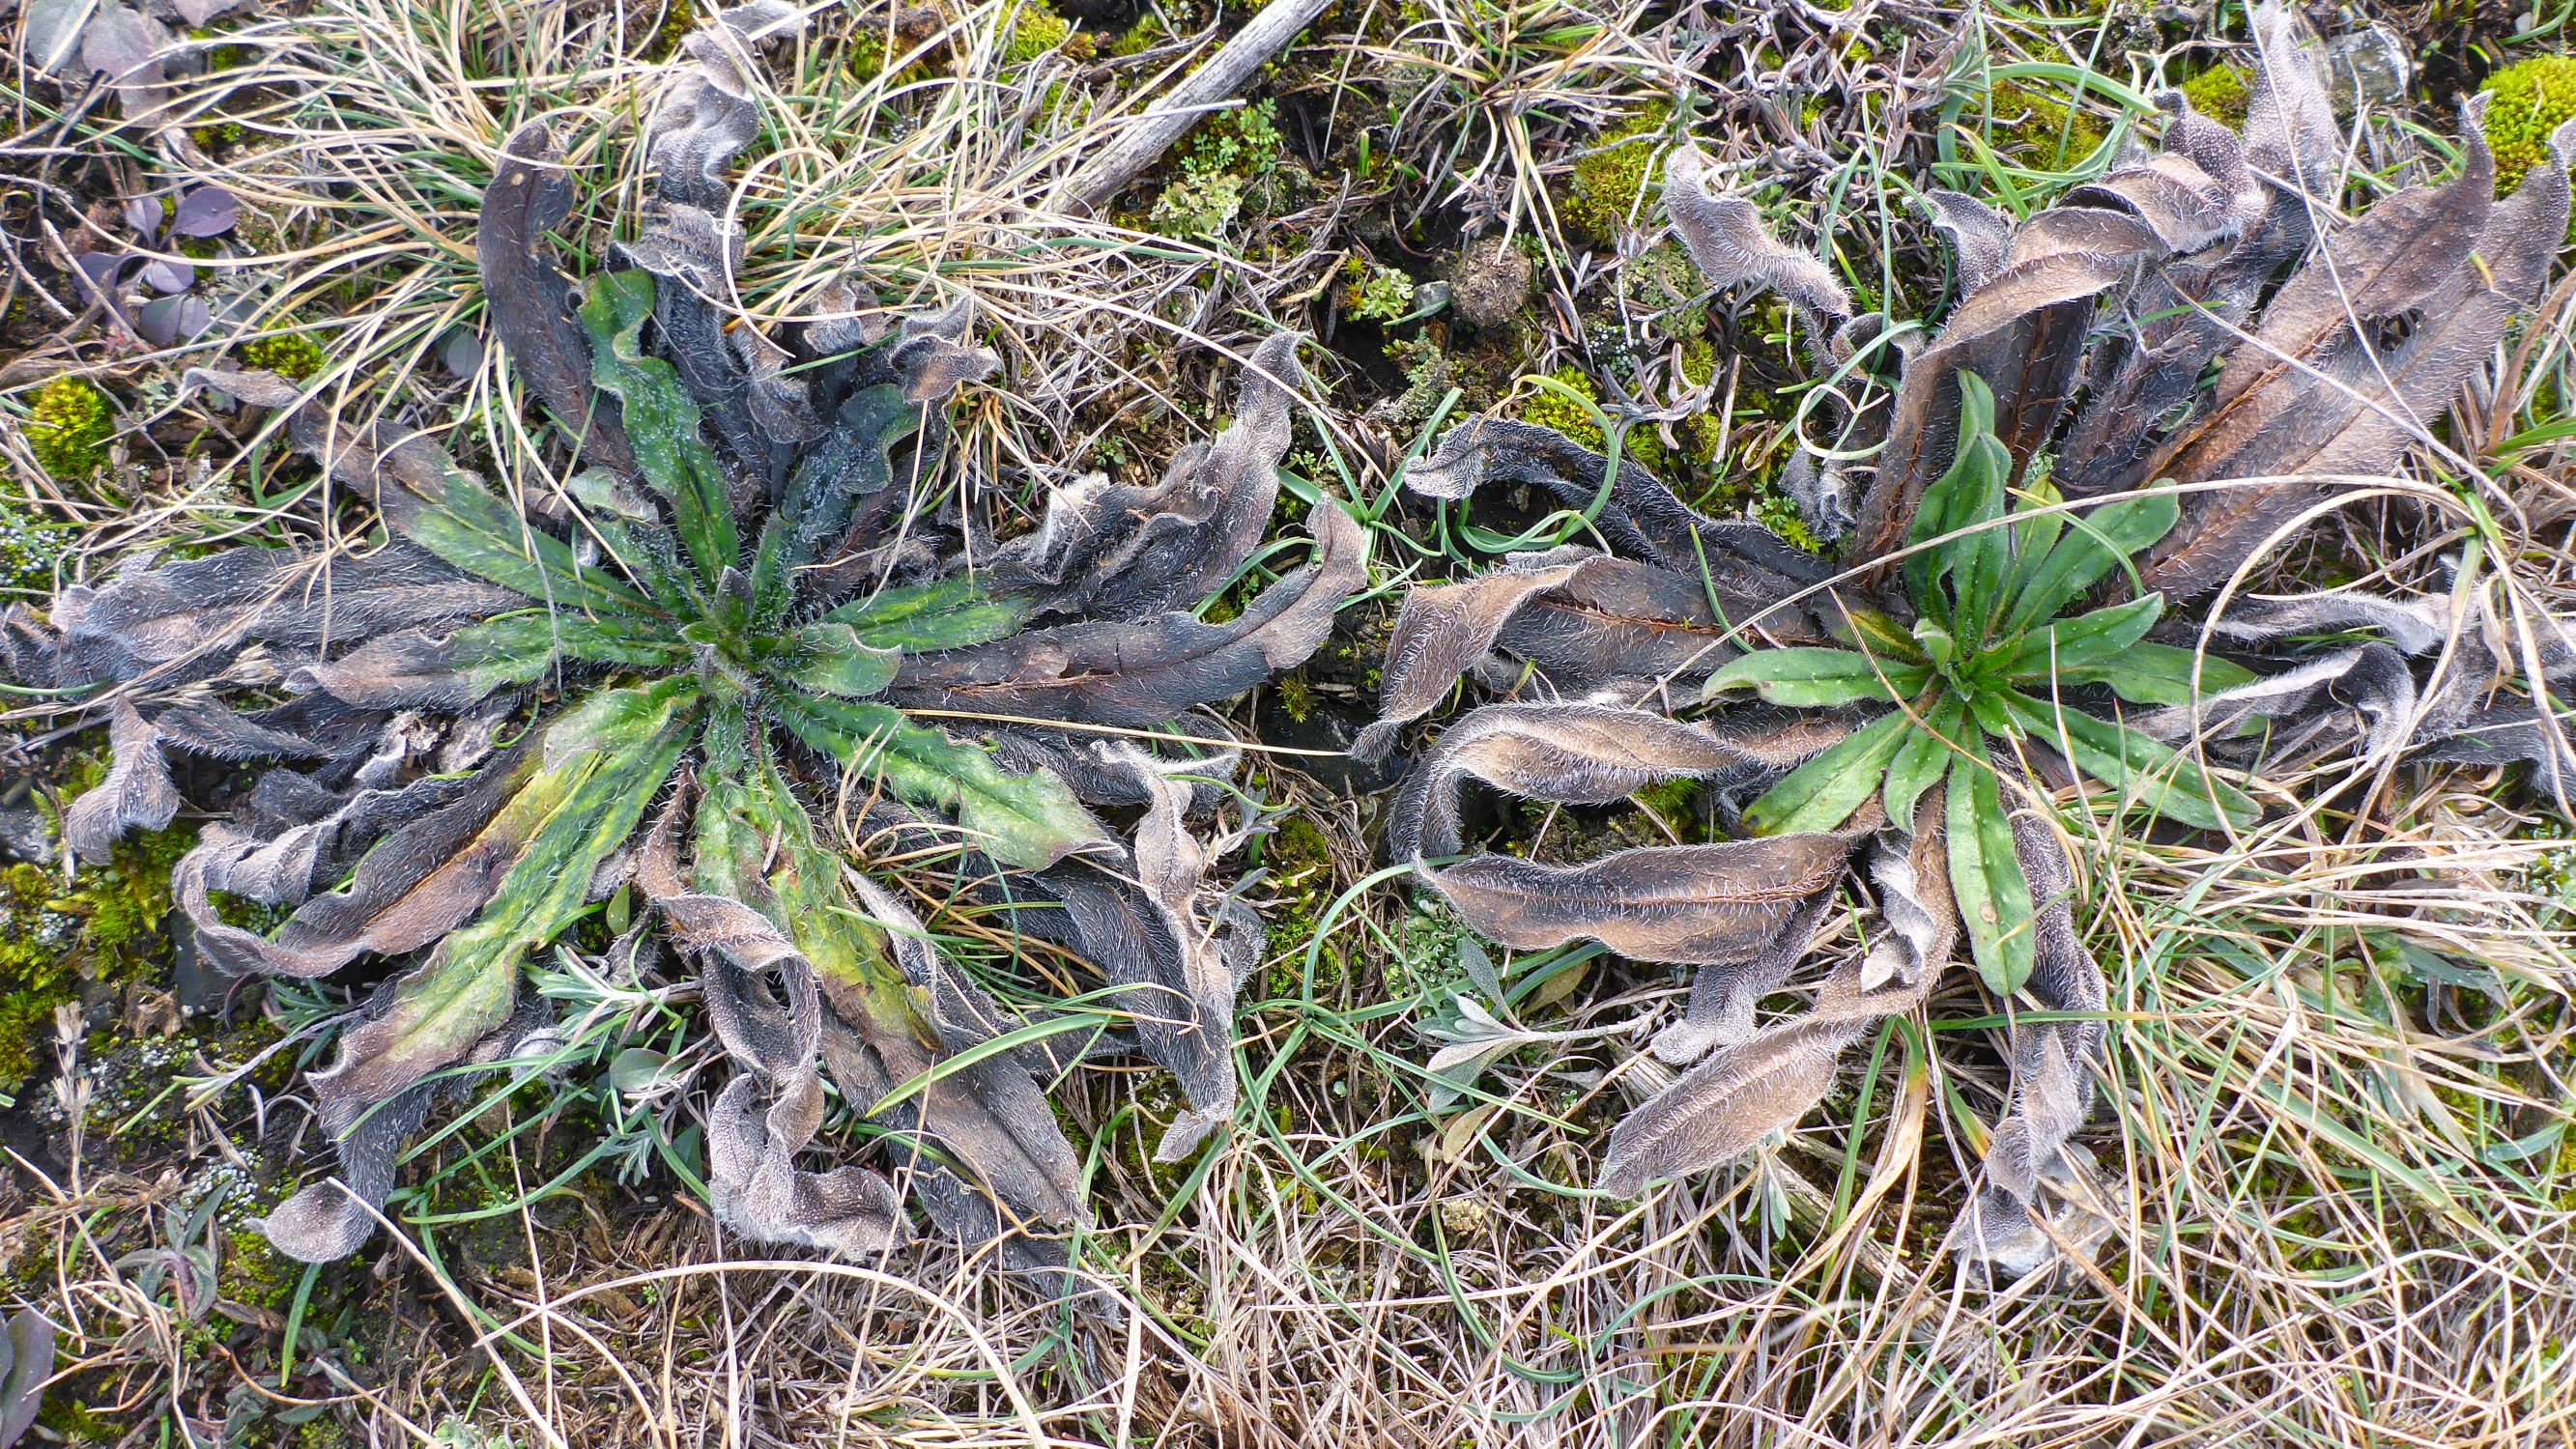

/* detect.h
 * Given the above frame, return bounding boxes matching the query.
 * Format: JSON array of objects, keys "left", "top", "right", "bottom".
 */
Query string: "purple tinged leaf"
[
  {"left": 439, "top": 326, "right": 485, "bottom": 379},
  {"left": 141, "top": 258, "right": 193, "bottom": 295},
  {"left": 171, "top": 186, "right": 239, "bottom": 238},
  {"left": 74, "top": 252, "right": 131, "bottom": 302},
  {"left": 124, "top": 196, "right": 163, "bottom": 236},
  {"left": 135, "top": 293, "right": 209, "bottom": 347},
  {"left": 169, "top": 0, "right": 255, "bottom": 23},
  {"left": 23, "top": 0, "right": 93, "bottom": 74}
]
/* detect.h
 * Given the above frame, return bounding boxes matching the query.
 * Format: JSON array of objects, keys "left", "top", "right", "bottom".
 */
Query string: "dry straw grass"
[{"left": 4, "top": 0, "right": 2576, "bottom": 1443}]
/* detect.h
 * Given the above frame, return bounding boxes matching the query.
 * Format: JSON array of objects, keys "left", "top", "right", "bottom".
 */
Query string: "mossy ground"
[
  {"left": 25, "top": 376, "right": 113, "bottom": 481},
  {"left": 2482, "top": 55, "right": 2576, "bottom": 242}
]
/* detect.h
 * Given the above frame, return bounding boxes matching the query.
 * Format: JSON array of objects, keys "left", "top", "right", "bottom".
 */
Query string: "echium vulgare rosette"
[
  {"left": 0, "top": 8, "right": 1368, "bottom": 1267},
  {"left": 1358, "top": 2, "right": 2576, "bottom": 1278}
]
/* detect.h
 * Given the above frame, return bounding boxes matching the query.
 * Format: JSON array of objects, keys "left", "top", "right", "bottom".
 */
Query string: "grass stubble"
[{"left": 4, "top": 0, "right": 2576, "bottom": 1443}]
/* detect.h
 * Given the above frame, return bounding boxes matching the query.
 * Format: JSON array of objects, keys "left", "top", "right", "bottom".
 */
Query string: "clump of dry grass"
[{"left": 5, "top": 0, "right": 2576, "bottom": 1444}]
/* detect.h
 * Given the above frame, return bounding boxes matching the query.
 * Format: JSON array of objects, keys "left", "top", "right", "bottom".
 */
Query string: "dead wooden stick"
[{"left": 1060, "top": 0, "right": 1332, "bottom": 213}]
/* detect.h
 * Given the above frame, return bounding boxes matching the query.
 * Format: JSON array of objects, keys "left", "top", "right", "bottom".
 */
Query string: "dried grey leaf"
[
  {"left": 1664, "top": 142, "right": 1852, "bottom": 325},
  {"left": 1389, "top": 701, "right": 1854, "bottom": 860},
  {"left": 1601, "top": 805, "right": 1948, "bottom": 1193},
  {"left": 1419, "top": 833, "right": 1849, "bottom": 968},
  {"left": 1921, "top": 191, "right": 2013, "bottom": 297},
  {"left": 2202, "top": 590, "right": 2451, "bottom": 655},
  {"left": 1600, "top": 1014, "right": 1857, "bottom": 1195},
  {"left": 176, "top": 747, "right": 537, "bottom": 979},
  {"left": 707, "top": 1069, "right": 909, "bottom": 1257},
  {"left": 2141, "top": 642, "right": 2419, "bottom": 767},
  {"left": 894, "top": 499, "right": 1365, "bottom": 727},
  {"left": 2241, "top": 0, "right": 2341, "bottom": 203},
  {"left": 989, "top": 332, "right": 1302, "bottom": 620},
  {"left": 62, "top": 698, "right": 178, "bottom": 862},
  {"left": 1356, "top": 554, "right": 1589, "bottom": 763},
  {"left": 2142, "top": 118, "right": 2568, "bottom": 597},
  {"left": 477, "top": 124, "right": 638, "bottom": 479}
]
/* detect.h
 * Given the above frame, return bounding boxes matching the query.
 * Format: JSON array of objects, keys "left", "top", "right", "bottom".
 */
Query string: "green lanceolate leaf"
[
  {"left": 826, "top": 575, "right": 1035, "bottom": 653},
  {"left": 1883, "top": 693, "right": 1969, "bottom": 825},
  {"left": 2003, "top": 691, "right": 2257, "bottom": 832},
  {"left": 2001, "top": 487, "right": 2180, "bottom": 636},
  {"left": 326, "top": 680, "right": 696, "bottom": 1121},
  {"left": 2054, "top": 642, "right": 2257, "bottom": 707},
  {"left": 2005, "top": 592, "right": 2163, "bottom": 679},
  {"left": 772, "top": 694, "right": 1106, "bottom": 869},
  {"left": 579, "top": 271, "right": 740, "bottom": 584},
  {"left": 782, "top": 384, "right": 923, "bottom": 557},
  {"left": 1945, "top": 740, "right": 2036, "bottom": 996},
  {"left": 1905, "top": 373, "right": 2012, "bottom": 637},
  {"left": 1743, "top": 709, "right": 1910, "bottom": 836},
  {"left": 399, "top": 455, "right": 659, "bottom": 617},
  {"left": 1704, "top": 646, "right": 1927, "bottom": 708},
  {"left": 777, "top": 621, "right": 902, "bottom": 699},
  {"left": 444, "top": 610, "right": 692, "bottom": 694},
  {"left": 695, "top": 725, "right": 908, "bottom": 1003}
]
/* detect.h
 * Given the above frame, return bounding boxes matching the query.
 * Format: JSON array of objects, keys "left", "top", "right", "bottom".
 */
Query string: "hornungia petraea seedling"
[
  {"left": 1359, "top": 3, "right": 2576, "bottom": 1276},
  {"left": 2, "top": 8, "right": 1366, "bottom": 1268}
]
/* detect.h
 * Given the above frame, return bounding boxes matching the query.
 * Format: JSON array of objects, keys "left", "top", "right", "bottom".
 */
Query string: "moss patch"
[
  {"left": 0, "top": 497, "right": 65, "bottom": 593},
  {"left": 2179, "top": 64, "right": 2249, "bottom": 128},
  {"left": 239, "top": 330, "right": 329, "bottom": 383},
  {"left": 0, "top": 821, "right": 195, "bottom": 1088},
  {"left": 26, "top": 376, "right": 114, "bottom": 482},
  {"left": 2482, "top": 54, "right": 2576, "bottom": 195},
  {"left": 1982, "top": 78, "right": 2108, "bottom": 168},
  {"left": 1148, "top": 98, "right": 1284, "bottom": 238},
  {"left": 1561, "top": 103, "right": 1671, "bottom": 243},
  {"left": 1003, "top": 0, "right": 1090, "bottom": 64}
]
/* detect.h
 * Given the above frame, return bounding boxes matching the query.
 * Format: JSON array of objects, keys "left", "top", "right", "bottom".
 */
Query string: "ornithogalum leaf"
[
  {"left": 774, "top": 694, "right": 1105, "bottom": 869},
  {"left": 1743, "top": 710, "right": 1909, "bottom": 837},
  {"left": 1704, "top": 647, "right": 1925, "bottom": 709},
  {"left": 826, "top": 575, "right": 1033, "bottom": 653},
  {"left": 580, "top": 270, "right": 740, "bottom": 583},
  {"left": 1945, "top": 741, "right": 2036, "bottom": 995}
]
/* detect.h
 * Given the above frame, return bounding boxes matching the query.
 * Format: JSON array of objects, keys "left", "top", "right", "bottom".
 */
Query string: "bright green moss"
[
  {"left": 2179, "top": 64, "right": 2250, "bottom": 128},
  {"left": 220, "top": 1228, "right": 298, "bottom": 1311},
  {"left": 1754, "top": 485, "right": 1824, "bottom": 554},
  {"left": 26, "top": 376, "right": 114, "bottom": 481},
  {"left": 0, "top": 820, "right": 195, "bottom": 1087},
  {"left": 1003, "top": 1, "right": 1088, "bottom": 63},
  {"left": 1148, "top": 99, "right": 1283, "bottom": 237},
  {"left": 1561, "top": 103, "right": 1671, "bottom": 242},
  {"left": 1519, "top": 366, "right": 1669, "bottom": 475},
  {"left": 2482, "top": 55, "right": 2576, "bottom": 194},
  {"left": 644, "top": 0, "right": 696, "bottom": 60},
  {"left": 1274, "top": 672, "right": 1314, "bottom": 724},
  {"left": 239, "top": 330, "right": 329, "bottom": 383},
  {"left": 1344, "top": 262, "right": 1417, "bottom": 323},
  {"left": 1983, "top": 79, "right": 2109, "bottom": 167}
]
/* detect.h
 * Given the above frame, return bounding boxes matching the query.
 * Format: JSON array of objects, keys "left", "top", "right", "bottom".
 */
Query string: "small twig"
[{"left": 1060, "top": 0, "right": 1334, "bottom": 213}]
